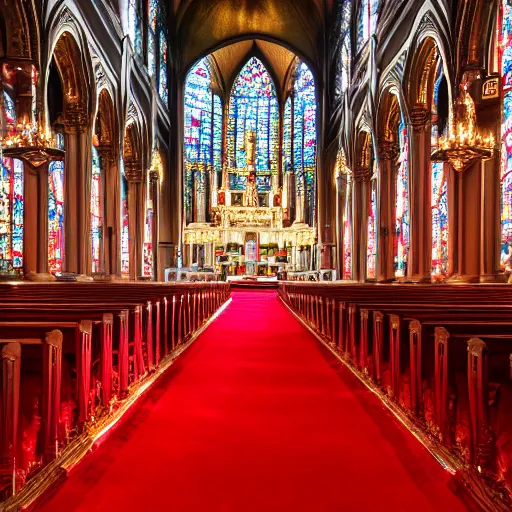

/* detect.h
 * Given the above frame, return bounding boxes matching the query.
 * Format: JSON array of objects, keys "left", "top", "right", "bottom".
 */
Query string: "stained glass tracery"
[
  {"left": 128, "top": 0, "right": 143, "bottom": 56},
  {"left": 431, "top": 66, "right": 449, "bottom": 279},
  {"left": 158, "top": 29, "right": 168, "bottom": 105},
  {"left": 357, "top": 0, "right": 379, "bottom": 50},
  {"left": 293, "top": 61, "right": 317, "bottom": 225},
  {"left": 48, "top": 161, "right": 65, "bottom": 273},
  {"left": 143, "top": 187, "right": 154, "bottom": 277},
  {"left": 91, "top": 146, "right": 103, "bottom": 273},
  {"left": 500, "top": 0, "right": 512, "bottom": 269},
  {"left": 227, "top": 57, "right": 279, "bottom": 194},
  {"left": 394, "top": 118, "right": 410, "bottom": 278},
  {"left": 120, "top": 158, "right": 130, "bottom": 278},
  {"left": 0, "top": 158, "right": 24, "bottom": 271},
  {"left": 148, "top": 0, "right": 158, "bottom": 78},
  {"left": 340, "top": 1, "right": 352, "bottom": 93},
  {"left": 343, "top": 183, "right": 352, "bottom": 279},
  {"left": 184, "top": 58, "right": 213, "bottom": 223},
  {"left": 367, "top": 175, "right": 377, "bottom": 280}
]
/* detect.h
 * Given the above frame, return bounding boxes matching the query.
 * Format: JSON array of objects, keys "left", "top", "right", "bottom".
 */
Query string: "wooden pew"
[{"left": 279, "top": 281, "right": 512, "bottom": 511}]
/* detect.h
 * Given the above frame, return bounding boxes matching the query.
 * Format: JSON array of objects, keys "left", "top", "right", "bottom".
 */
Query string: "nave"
[{"left": 38, "top": 291, "right": 469, "bottom": 511}]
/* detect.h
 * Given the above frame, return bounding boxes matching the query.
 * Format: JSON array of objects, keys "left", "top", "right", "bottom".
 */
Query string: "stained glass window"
[
  {"left": 367, "top": 177, "right": 377, "bottom": 279},
  {"left": 213, "top": 95, "right": 223, "bottom": 174},
  {"left": 148, "top": 0, "right": 158, "bottom": 78},
  {"left": 431, "top": 67, "right": 449, "bottom": 279},
  {"left": 0, "top": 158, "right": 23, "bottom": 271},
  {"left": 120, "top": 158, "right": 130, "bottom": 278},
  {"left": 48, "top": 161, "right": 65, "bottom": 273},
  {"left": 293, "top": 61, "right": 317, "bottom": 226},
  {"left": 128, "top": 0, "right": 143, "bottom": 56},
  {"left": 227, "top": 57, "right": 279, "bottom": 192},
  {"left": 282, "top": 97, "right": 292, "bottom": 174},
  {"left": 91, "top": 146, "right": 103, "bottom": 273},
  {"left": 184, "top": 58, "right": 213, "bottom": 223},
  {"left": 143, "top": 192, "right": 154, "bottom": 277},
  {"left": 499, "top": 0, "right": 512, "bottom": 269},
  {"left": 357, "top": 0, "right": 379, "bottom": 51},
  {"left": 394, "top": 118, "right": 410, "bottom": 278},
  {"left": 158, "top": 29, "right": 168, "bottom": 105},
  {"left": 343, "top": 185, "right": 352, "bottom": 279},
  {"left": 340, "top": 1, "right": 352, "bottom": 93},
  {"left": 3, "top": 92, "right": 15, "bottom": 126}
]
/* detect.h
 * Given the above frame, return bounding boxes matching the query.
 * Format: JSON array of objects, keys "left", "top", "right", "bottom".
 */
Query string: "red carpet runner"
[{"left": 39, "top": 291, "right": 469, "bottom": 511}]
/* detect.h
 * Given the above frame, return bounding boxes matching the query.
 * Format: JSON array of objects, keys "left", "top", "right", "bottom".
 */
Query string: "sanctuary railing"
[
  {"left": 0, "top": 281, "right": 230, "bottom": 510},
  {"left": 279, "top": 281, "right": 512, "bottom": 511}
]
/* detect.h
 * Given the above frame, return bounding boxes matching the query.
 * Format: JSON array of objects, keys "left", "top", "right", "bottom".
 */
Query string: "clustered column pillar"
[
  {"left": 408, "top": 105, "right": 432, "bottom": 282},
  {"left": 352, "top": 164, "right": 371, "bottom": 282},
  {"left": 124, "top": 163, "right": 143, "bottom": 280},
  {"left": 64, "top": 103, "right": 89, "bottom": 275},
  {"left": 149, "top": 169, "right": 160, "bottom": 280},
  {"left": 377, "top": 141, "right": 398, "bottom": 281}
]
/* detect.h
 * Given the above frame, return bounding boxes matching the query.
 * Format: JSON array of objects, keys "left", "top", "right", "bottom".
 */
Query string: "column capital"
[
  {"left": 149, "top": 169, "right": 160, "bottom": 184},
  {"left": 124, "top": 162, "right": 143, "bottom": 183},
  {"left": 64, "top": 102, "right": 88, "bottom": 134},
  {"left": 353, "top": 163, "right": 372, "bottom": 182},
  {"left": 377, "top": 140, "right": 399, "bottom": 161},
  {"left": 409, "top": 104, "right": 430, "bottom": 132}
]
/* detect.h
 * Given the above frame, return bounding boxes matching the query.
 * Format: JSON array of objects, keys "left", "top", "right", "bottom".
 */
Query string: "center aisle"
[{"left": 39, "top": 291, "right": 469, "bottom": 512}]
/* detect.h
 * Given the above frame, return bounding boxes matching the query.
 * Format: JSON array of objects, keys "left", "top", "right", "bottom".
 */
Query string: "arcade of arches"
[{"left": 0, "top": 1, "right": 511, "bottom": 511}]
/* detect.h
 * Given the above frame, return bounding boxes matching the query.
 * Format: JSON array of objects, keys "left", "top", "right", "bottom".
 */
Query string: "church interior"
[{"left": 0, "top": 0, "right": 511, "bottom": 510}]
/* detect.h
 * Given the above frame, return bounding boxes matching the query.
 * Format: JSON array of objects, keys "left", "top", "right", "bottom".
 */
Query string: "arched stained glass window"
[
  {"left": 143, "top": 184, "right": 154, "bottom": 277},
  {"left": 357, "top": 0, "right": 379, "bottom": 51},
  {"left": 293, "top": 61, "right": 316, "bottom": 226},
  {"left": 0, "top": 158, "right": 24, "bottom": 272},
  {"left": 3, "top": 92, "right": 15, "bottom": 126},
  {"left": 282, "top": 97, "right": 292, "bottom": 174},
  {"left": 128, "top": 0, "right": 143, "bottom": 56},
  {"left": 343, "top": 183, "right": 352, "bottom": 279},
  {"left": 367, "top": 170, "right": 378, "bottom": 280},
  {"left": 431, "top": 66, "right": 449, "bottom": 279},
  {"left": 228, "top": 57, "right": 279, "bottom": 192},
  {"left": 394, "top": 118, "right": 410, "bottom": 278},
  {"left": 48, "top": 161, "right": 65, "bottom": 273},
  {"left": 340, "top": 1, "right": 352, "bottom": 93},
  {"left": 499, "top": 0, "right": 512, "bottom": 269},
  {"left": 120, "top": 158, "right": 130, "bottom": 278},
  {"left": 148, "top": 0, "right": 158, "bottom": 78},
  {"left": 213, "top": 95, "right": 223, "bottom": 175},
  {"left": 91, "top": 146, "right": 103, "bottom": 273},
  {"left": 158, "top": 29, "right": 168, "bottom": 105},
  {"left": 184, "top": 58, "right": 213, "bottom": 223}
]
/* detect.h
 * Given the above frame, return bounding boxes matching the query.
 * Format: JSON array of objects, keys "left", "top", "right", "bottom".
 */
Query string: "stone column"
[
  {"left": 377, "top": 141, "right": 398, "bottom": 281},
  {"left": 63, "top": 103, "right": 89, "bottom": 275},
  {"left": 352, "top": 164, "right": 372, "bottom": 282},
  {"left": 22, "top": 161, "right": 49, "bottom": 274},
  {"left": 98, "top": 146, "right": 115, "bottom": 275},
  {"left": 408, "top": 105, "right": 432, "bottom": 282},
  {"left": 125, "top": 163, "right": 143, "bottom": 280}
]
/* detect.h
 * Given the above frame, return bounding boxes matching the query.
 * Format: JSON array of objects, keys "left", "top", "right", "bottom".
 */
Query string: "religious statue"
[{"left": 243, "top": 131, "right": 259, "bottom": 207}]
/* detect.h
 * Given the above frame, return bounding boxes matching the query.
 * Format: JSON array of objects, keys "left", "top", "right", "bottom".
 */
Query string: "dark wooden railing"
[
  {"left": 0, "top": 281, "right": 230, "bottom": 510},
  {"left": 279, "top": 282, "right": 512, "bottom": 511}
]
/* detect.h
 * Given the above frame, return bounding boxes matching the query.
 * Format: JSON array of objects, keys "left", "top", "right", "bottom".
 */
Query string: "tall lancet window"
[
  {"left": 148, "top": 0, "right": 159, "bottom": 78},
  {"left": 394, "top": 117, "right": 410, "bottom": 278},
  {"left": 367, "top": 161, "right": 378, "bottom": 280},
  {"left": 48, "top": 160, "right": 65, "bottom": 273},
  {"left": 120, "top": 157, "right": 130, "bottom": 278},
  {"left": 128, "top": 0, "right": 143, "bottom": 56},
  {"left": 184, "top": 58, "right": 213, "bottom": 223},
  {"left": 0, "top": 92, "right": 24, "bottom": 272},
  {"left": 293, "top": 61, "right": 317, "bottom": 226},
  {"left": 499, "top": 0, "right": 512, "bottom": 269},
  {"left": 227, "top": 57, "right": 279, "bottom": 192},
  {"left": 91, "top": 144, "right": 103, "bottom": 273},
  {"left": 283, "top": 97, "right": 292, "bottom": 173},
  {"left": 213, "top": 95, "right": 223, "bottom": 176},
  {"left": 357, "top": 0, "right": 379, "bottom": 51},
  {"left": 340, "top": 1, "right": 352, "bottom": 93},
  {"left": 158, "top": 27, "right": 168, "bottom": 105},
  {"left": 431, "top": 66, "right": 449, "bottom": 279}
]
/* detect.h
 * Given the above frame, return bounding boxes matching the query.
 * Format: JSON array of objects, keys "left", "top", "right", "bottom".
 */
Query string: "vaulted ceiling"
[
  {"left": 174, "top": 0, "right": 327, "bottom": 75},
  {"left": 209, "top": 39, "right": 297, "bottom": 99}
]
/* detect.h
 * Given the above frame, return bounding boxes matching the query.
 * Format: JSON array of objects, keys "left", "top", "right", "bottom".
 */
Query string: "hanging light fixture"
[
  {"left": 1, "top": 120, "right": 64, "bottom": 167},
  {"left": 431, "top": 79, "right": 495, "bottom": 172}
]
